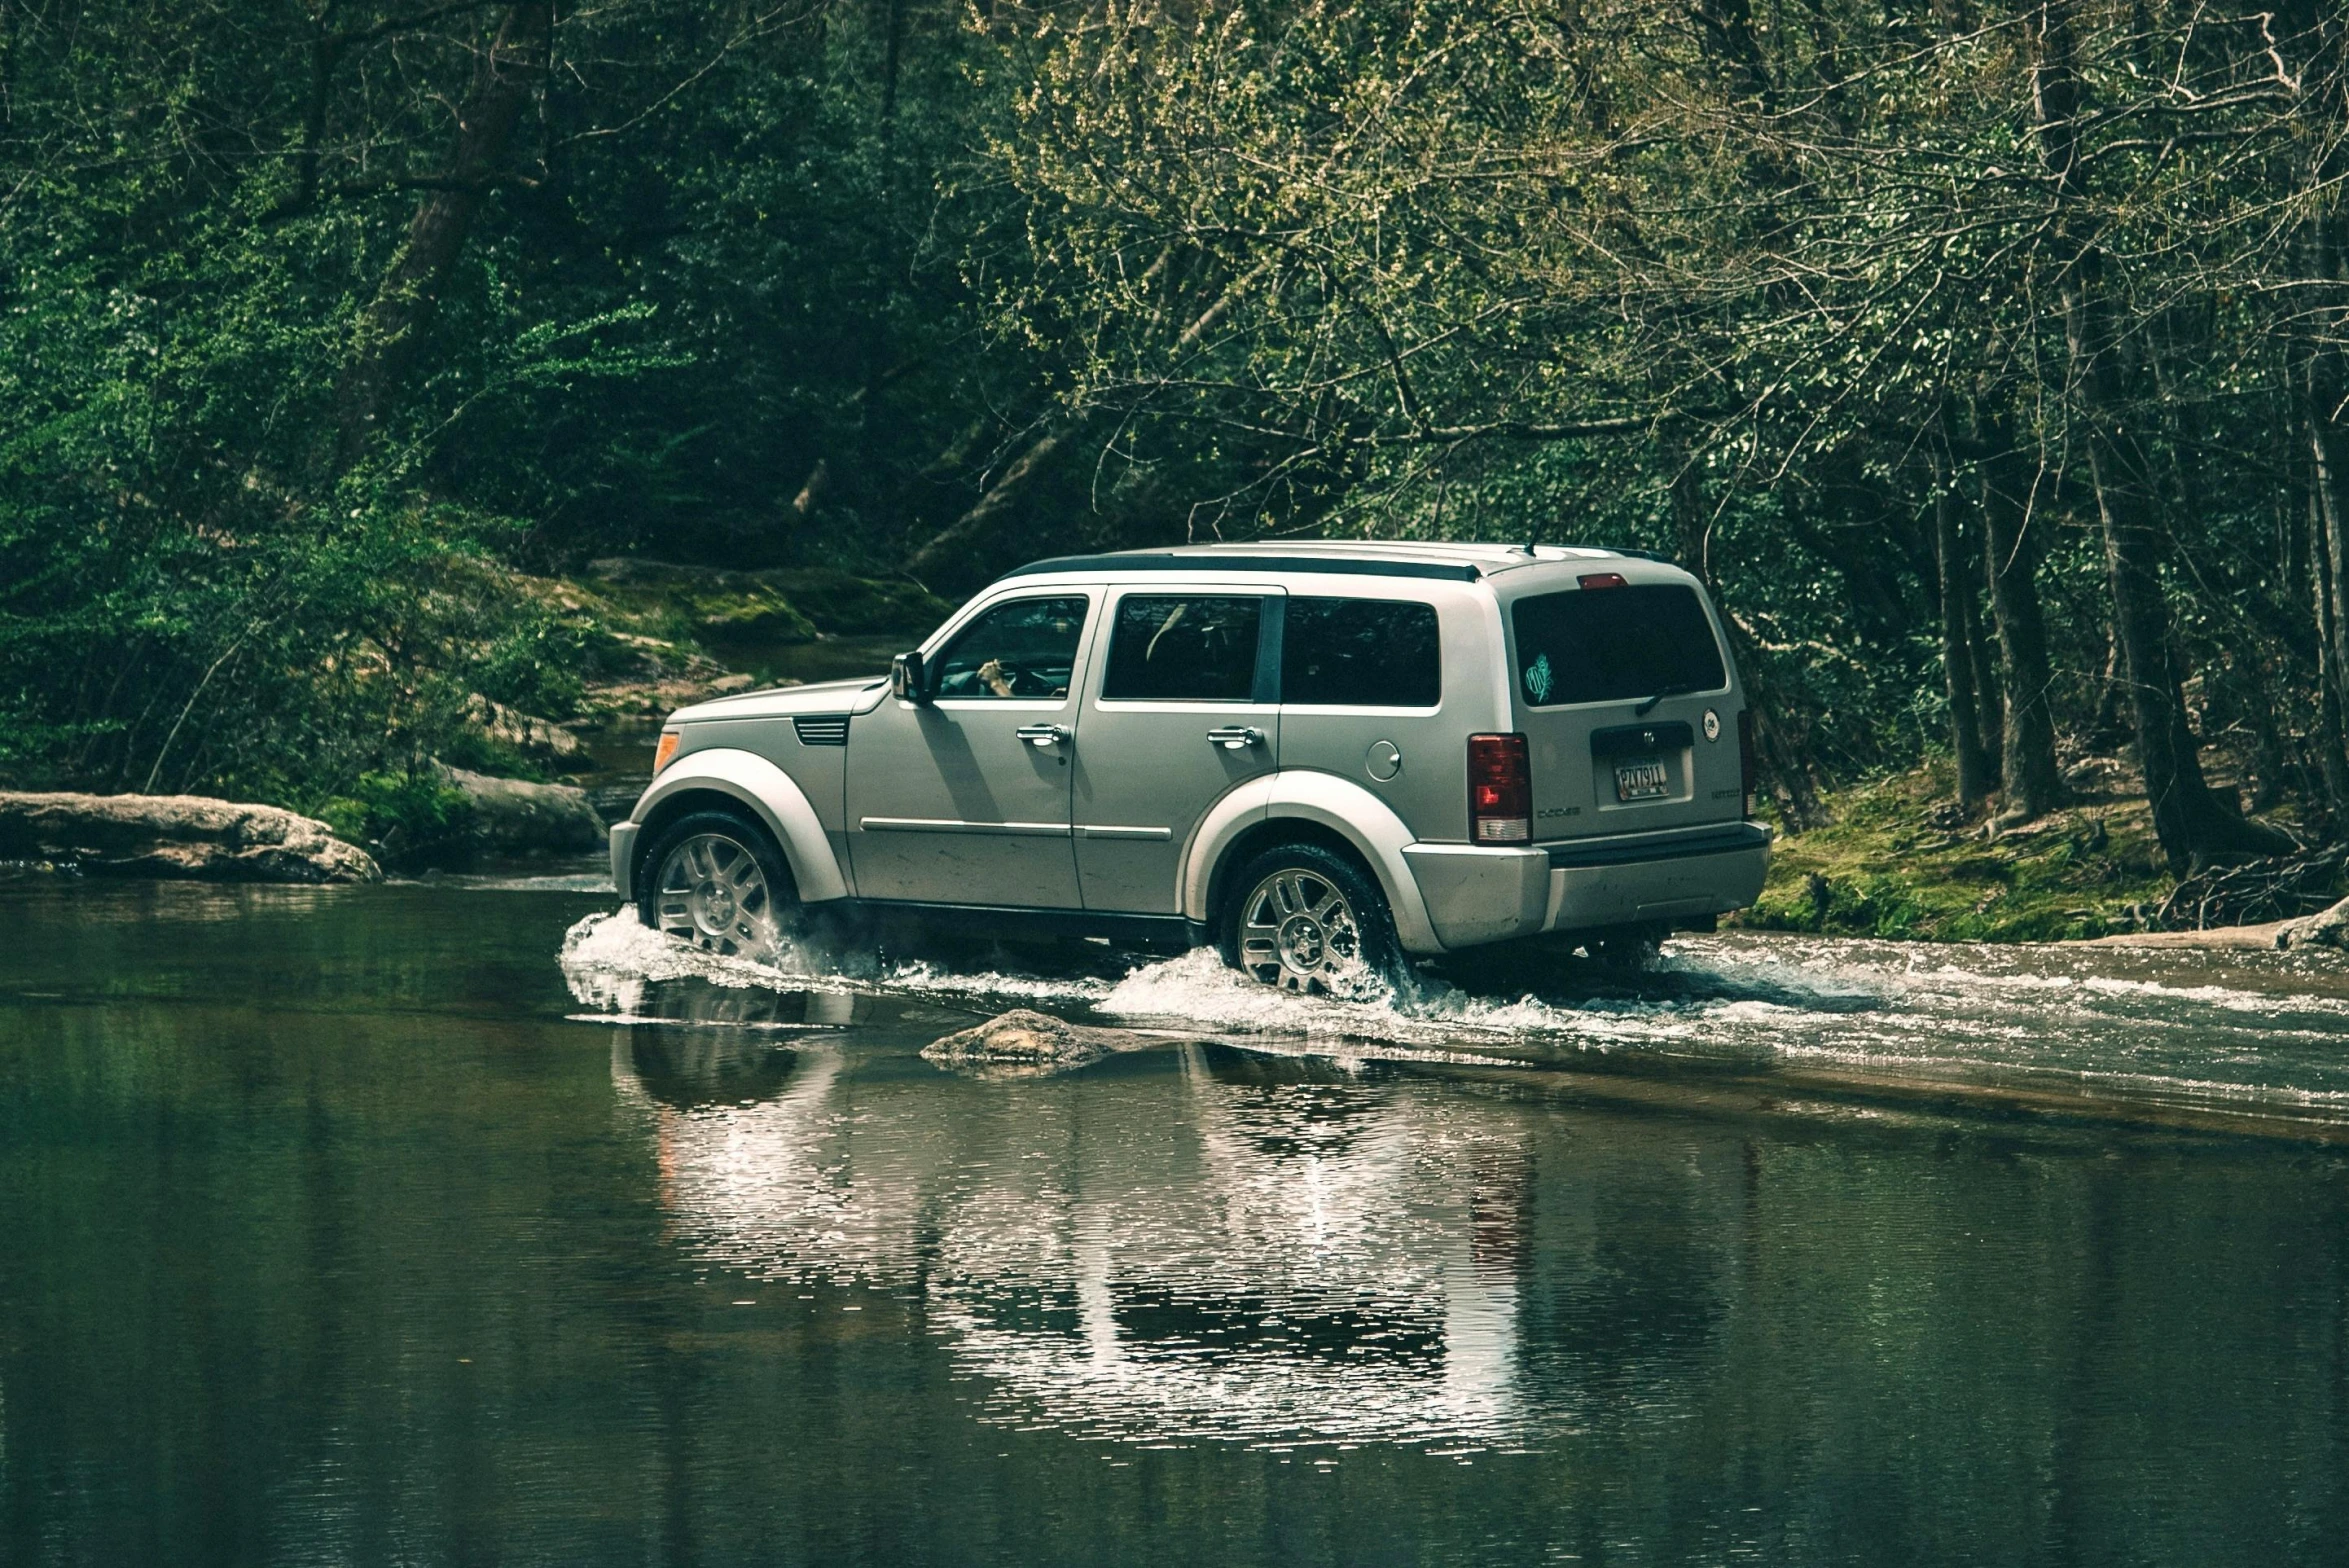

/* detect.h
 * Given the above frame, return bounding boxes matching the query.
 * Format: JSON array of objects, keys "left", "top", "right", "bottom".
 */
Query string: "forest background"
[{"left": 3, "top": 0, "right": 2347, "bottom": 919}]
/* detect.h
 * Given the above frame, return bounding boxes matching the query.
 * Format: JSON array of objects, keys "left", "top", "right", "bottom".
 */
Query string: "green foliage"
[
  {"left": 0, "top": 0, "right": 991, "bottom": 807},
  {"left": 314, "top": 770, "right": 478, "bottom": 866}
]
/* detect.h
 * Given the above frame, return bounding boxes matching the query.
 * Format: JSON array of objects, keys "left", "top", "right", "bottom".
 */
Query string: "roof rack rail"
[{"left": 996, "top": 552, "right": 1483, "bottom": 583}]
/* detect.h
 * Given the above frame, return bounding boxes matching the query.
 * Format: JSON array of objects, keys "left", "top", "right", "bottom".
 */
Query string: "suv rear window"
[
  {"left": 1512, "top": 584, "right": 1726, "bottom": 707},
  {"left": 1281, "top": 598, "right": 1440, "bottom": 707}
]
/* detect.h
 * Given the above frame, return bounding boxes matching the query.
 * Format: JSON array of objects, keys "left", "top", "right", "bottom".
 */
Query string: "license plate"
[{"left": 1614, "top": 758, "right": 1669, "bottom": 801}]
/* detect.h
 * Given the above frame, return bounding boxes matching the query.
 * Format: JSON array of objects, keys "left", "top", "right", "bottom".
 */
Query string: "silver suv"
[{"left": 612, "top": 542, "right": 1770, "bottom": 991}]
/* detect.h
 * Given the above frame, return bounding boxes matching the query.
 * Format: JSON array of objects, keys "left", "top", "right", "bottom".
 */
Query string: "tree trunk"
[
  {"left": 1669, "top": 447, "right": 1822, "bottom": 826},
  {"left": 2309, "top": 408, "right": 2349, "bottom": 818},
  {"left": 903, "top": 423, "right": 1078, "bottom": 587},
  {"left": 332, "top": 1, "right": 552, "bottom": 475},
  {"left": 2304, "top": 231, "right": 2349, "bottom": 785},
  {"left": 2030, "top": 0, "right": 2291, "bottom": 871},
  {"left": 1964, "top": 566, "right": 2002, "bottom": 787},
  {"left": 2278, "top": 1, "right": 2349, "bottom": 827},
  {"left": 906, "top": 256, "right": 1266, "bottom": 586},
  {"left": 1970, "top": 408, "right": 2065, "bottom": 820},
  {"left": 1929, "top": 444, "right": 1992, "bottom": 806}
]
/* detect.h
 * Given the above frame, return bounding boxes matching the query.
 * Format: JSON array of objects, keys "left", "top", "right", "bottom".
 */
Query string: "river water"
[{"left": 5, "top": 873, "right": 2349, "bottom": 1565}]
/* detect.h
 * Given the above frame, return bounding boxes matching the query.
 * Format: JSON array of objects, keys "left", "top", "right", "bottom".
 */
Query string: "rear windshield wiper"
[{"left": 1632, "top": 681, "right": 1702, "bottom": 717}]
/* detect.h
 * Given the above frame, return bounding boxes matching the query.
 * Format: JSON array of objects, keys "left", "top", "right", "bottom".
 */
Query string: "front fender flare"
[
  {"left": 626, "top": 747, "right": 849, "bottom": 904},
  {"left": 1180, "top": 771, "right": 1441, "bottom": 954}
]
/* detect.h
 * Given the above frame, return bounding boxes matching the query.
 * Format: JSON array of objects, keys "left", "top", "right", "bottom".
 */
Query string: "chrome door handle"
[
  {"left": 1207, "top": 726, "right": 1264, "bottom": 750},
  {"left": 1015, "top": 724, "right": 1070, "bottom": 748}
]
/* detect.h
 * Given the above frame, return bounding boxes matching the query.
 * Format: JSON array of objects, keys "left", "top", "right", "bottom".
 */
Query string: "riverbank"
[
  {"left": 1739, "top": 764, "right": 2324, "bottom": 944},
  {"left": 167, "top": 560, "right": 938, "bottom": 872}
]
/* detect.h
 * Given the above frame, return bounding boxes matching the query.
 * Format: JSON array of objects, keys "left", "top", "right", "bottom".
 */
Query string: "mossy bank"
[{"left": 1738, "top": 765, "right": 2190, "bottom": 943}]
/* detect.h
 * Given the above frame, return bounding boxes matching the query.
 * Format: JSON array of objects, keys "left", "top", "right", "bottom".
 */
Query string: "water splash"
[
  {"left": 559, "top": 909, "right": 1114, "bottom": 1015},
  {"left": 562, "top": 907, "right": 2349, "bottom": 1112}
]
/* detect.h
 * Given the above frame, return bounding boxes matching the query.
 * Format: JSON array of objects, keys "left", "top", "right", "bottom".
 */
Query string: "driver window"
[{"left": 929, "top": 596, "right": 1089, "bottom": 701}]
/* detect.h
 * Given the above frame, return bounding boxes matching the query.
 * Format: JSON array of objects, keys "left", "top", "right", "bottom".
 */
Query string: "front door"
[
  {"left": 1074, "top": 588, "right": 1282, "bottom": 913},
  {"left": 846, "top": 593, "right": 1094, "bottom": 907}
]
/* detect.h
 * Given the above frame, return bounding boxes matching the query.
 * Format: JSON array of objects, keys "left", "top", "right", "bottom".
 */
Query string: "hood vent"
[{"left": 793, "top": 715, "right": 850, "bottom": 747}]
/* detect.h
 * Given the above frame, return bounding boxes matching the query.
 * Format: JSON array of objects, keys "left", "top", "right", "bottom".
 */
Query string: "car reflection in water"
[{"left": 605, "top": 994, "right": 1549, "bottom": 1450}]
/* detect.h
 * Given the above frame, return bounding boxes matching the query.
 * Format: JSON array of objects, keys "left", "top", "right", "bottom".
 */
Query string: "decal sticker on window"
[{"left": 1523, "top": 653, "right": 1555, "bottom": 704}]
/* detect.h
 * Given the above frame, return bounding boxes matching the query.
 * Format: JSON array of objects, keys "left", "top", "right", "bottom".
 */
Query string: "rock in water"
[
  {"left": 0, "top": 792, "right": 380, "bottom": 883},
  {"left": 920, "top": 1008, "right": 1117, "bottom": 1076},
  {"left": 433, "top": 765, "right": 607, "bottom": 854}
]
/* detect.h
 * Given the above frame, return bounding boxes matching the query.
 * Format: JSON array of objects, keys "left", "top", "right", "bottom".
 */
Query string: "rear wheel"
[
  {"left": 1587, "top": 923, "right": 1666, "bottom": 970},
  {"left": 635, "top": 809, "right": 798, "bottom": 965},
  {"left": 1219, "top": 842, "right": 1398, "bottom": 994}
]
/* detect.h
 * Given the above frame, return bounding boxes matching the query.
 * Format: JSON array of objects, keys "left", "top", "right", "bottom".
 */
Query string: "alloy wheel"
[
  {"left": 1237, "top": 866, "right": 1363, "bottom": 993},
  {"left": 652, "top": 831, "right": 785, "bottom": 963}
]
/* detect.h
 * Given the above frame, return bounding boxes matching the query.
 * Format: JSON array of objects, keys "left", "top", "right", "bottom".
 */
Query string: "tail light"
[
  {"left": 1577, "top": 572, "right": 1628, "bottom": 590},
  {"left": 1468, "top": 733, "right": 1531, "bottom": 844},
  {"left": 1737, "top": 709, "right": 1756, "bottom": 819}
]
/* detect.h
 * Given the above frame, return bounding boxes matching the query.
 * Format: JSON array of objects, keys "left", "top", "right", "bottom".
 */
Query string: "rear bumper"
[
  {"left": 609, "top": 821, "right": 641, "bottom": 903},
  {"left": 1401, "top": 822, "right": 1771, "bottom": 952}
]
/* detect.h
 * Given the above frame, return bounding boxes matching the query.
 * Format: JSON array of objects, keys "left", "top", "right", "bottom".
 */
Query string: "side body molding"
[
  {"left": 1180, "top": 770, "right": 1442, "bottom": 954},
  {"left": 625, "top": 747, "right": 850, "bottom": 905}
]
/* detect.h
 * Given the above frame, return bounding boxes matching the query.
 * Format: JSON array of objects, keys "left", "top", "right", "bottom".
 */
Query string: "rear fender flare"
[
  {"left": 1181, "top": 771, "right": 1441, "bottom": 953},
  {"left": 629, "top": 747, "right": 848, "bottom": 904}
]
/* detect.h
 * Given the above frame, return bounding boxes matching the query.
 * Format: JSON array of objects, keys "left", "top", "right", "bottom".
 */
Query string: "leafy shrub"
[{"left": 314, "top": 770, "right": 476, "bottom": 866}]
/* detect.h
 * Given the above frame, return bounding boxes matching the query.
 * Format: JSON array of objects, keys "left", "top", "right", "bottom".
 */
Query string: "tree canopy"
[{"left": 1, "top": 0, "right": 2344, "bottom": 871}]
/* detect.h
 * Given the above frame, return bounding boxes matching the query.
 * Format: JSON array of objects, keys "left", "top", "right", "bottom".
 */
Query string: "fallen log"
[{"left": 2279, "top": 895, "right": 2349, "bottom": 951}]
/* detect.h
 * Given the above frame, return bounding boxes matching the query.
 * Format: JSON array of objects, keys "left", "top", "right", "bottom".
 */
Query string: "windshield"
[{"left": 1511, "top": 584, "right": 1727, "bottom": 707}]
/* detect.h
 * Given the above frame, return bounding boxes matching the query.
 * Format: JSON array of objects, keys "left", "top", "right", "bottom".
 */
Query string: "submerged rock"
[
  {"left": 919, "top": 1008, "right": 1131, "bottom": 1077},
  {"left": 433, "top": 765, "right": 607, "bottom": 854},
  {"left": 0, "top": 791, "right": 380, "bottom": 883}
]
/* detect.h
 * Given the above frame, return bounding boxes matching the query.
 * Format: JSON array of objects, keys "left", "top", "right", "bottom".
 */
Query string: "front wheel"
[
  {"left": 1219, "top": 842, "right": 1398, "bottom": 995},
  {"left": 635, "top": 809, "right": 798, "bottom": 965}
]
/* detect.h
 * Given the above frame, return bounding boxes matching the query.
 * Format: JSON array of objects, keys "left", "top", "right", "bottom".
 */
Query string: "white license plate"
[{"left": 1615, "top": 758, "right": 1669, "bottom": 801}]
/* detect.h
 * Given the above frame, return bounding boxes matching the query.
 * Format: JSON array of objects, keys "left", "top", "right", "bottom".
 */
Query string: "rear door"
[
  {"left": 1506, "top": 577, "right": 1742, "bottom": 839},
  {"left": 1073, "top": 587, "right": 1281, "bottom": 913},
  {"left": 1273, "top": 592, "right": 1455, "bottom": 836}
]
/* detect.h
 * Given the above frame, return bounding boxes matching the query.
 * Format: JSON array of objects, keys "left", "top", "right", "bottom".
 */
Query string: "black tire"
[
  {"left": 635, "top": 807, "right": 801, "bottom": 963},
  {"left": 1217, "top": 840, "right": 1400, "bottom": 994},
  {"left": 1586, "top": 923, "right": 1665, "bottom": 970}
]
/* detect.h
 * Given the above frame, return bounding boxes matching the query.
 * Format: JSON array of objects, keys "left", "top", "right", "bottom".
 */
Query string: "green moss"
[
  {"left": 754, "top": 568, "right": 953, "bottom": 639},
  {"left": 1739, "top": 763, "right": 2178, "bottom": 942},
  {"left": 581, "top": 559, "right": 950, "bottom": 647}
]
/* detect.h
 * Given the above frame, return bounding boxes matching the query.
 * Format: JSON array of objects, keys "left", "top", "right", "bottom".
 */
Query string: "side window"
[
  {"left": 1281, "top": 598, "right": 1441, "bottom": 707},
  {"left": 1100, "top": 595, "right": 1264, "bottom": 701},
  {"left": 930, "top": 597, "right": 1090, "bottom": 700}
]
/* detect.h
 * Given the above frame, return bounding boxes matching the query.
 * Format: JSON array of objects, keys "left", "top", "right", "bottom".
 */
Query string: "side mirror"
[{"left": 891, "top": 650, "right": 929, "bottom": 704}]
